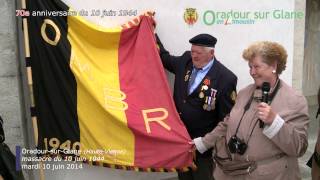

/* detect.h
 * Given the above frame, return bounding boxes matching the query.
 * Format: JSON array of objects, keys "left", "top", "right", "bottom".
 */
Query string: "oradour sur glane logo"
[
  {"left": 183, "top": 8, "right": 199, "bottom": 26},
  {"left": 183, "top": 8, "right": 304, "bottom": 26}
]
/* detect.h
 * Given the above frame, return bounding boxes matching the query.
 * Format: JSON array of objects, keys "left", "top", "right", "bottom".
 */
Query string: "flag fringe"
[
  {"left": 121, "top": 11, "right": 155, "bottom": 29},
  {"left": 38, "top": 153, "right": 197, "bottom": 173}
]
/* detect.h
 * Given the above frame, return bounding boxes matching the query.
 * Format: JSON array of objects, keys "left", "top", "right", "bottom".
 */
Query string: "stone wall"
[
  {"left": 0, "top": 0, "right": 24, "bottom": 153},
  {"left": 303, "top": 0, "right": 320, "bottom": 104}
]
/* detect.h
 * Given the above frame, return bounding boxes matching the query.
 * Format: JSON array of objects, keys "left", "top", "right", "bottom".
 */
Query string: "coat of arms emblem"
[{"left": 183, "top": 8, "right": 198, "bottom": 26}]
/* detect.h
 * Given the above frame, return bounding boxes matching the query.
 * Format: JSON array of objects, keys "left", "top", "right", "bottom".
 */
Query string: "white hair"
[{"left": 205, "top": 47, "right": 214, "bottom": 52}]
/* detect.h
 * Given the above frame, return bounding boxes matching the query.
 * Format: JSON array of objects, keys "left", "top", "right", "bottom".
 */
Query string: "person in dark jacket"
[
  {"left": 0, "top": 116, "right": 4, "bottom": 143},
  {"left": 0, "top": 115, "right": 5, "bottom": 180},
  {"left": 0, "top": 115, "right": 24, "bottom": 180},
  {"left": 156, "top": 34, "right": 237, "bottom": 180}
]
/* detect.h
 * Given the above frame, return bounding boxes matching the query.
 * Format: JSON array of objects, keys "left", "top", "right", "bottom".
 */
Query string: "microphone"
[{"left": 260, "top": 82, "right": 270, "bottom": 128}]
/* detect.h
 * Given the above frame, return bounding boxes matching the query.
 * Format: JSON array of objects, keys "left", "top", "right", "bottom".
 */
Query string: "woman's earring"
[{"left": 272, "top": 70, "right": 276, "bottom": 74}]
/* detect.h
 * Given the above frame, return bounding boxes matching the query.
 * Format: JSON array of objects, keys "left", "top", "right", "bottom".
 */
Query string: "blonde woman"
[{"left": 193, "top": 41, "right": 310, "bottom": 180}]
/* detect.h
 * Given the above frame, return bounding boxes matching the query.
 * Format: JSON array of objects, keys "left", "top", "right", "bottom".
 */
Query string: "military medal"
[
  {"left": 200, "top": 77, "right": 216, "bottom": 111},
  {"left": 199, "top": 92, "right": 204, "bottom": 98},
  {"left": 206, "top": 106, "right": 212, "bottom": 111},
  {"left": 210, "top": 97, "right": 216, "bottom": 110},
  {"left": 202, "top": 88, "right": 217, "bottom": 111},
  {"left": 210, "top": 89, "right": 217, "bottom": 110},
  {"left": 203, "top": 78, "right": 210, "bottom": 86},
  {"left": 185, "top": 75, "right": 189, "bottom": 82},
  {"left": 230, "top": 90, "right": 237, "bottom": 102},
  {"left": 199, "top": 78, "right": 210, "bottom": 99},
  {"left": 207, "top": 96, "right": 213, "bottom": 111},
  {"left": 184, "top": 70, "right": 191, "bottom": 82},
  {"left": 203, "top": 96, "right": 209, "bottom": 110}
]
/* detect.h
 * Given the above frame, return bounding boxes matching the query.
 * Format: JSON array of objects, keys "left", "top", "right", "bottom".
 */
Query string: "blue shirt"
[{"left": 189, "top": 59, "right": 214, "bottom": 94}]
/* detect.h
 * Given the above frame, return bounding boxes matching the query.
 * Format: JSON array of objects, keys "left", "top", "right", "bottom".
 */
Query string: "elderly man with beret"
[{"left": 156, "top": 34, "right": 237, "bottom": 180}]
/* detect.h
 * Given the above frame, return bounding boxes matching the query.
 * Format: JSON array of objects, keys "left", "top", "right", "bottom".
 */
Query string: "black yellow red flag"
[{"left": 26, "top": 0, "right": 194, "bottom": 171}]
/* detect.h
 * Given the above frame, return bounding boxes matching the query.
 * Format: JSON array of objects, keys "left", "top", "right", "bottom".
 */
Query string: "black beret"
[{"left": 189, "top": 34, "right": 217, "bottom": 48}]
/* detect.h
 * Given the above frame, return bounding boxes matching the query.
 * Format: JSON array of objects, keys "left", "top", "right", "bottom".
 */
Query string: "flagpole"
[{"left": 21, "top": 0, "right": 45, "bottom": 179}]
